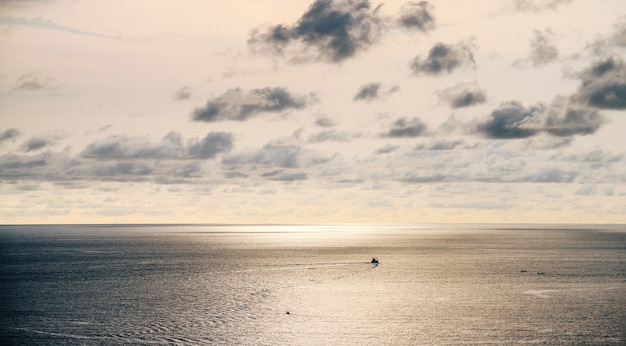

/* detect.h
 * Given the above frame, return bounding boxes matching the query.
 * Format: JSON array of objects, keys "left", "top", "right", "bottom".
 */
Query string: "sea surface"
[{"left": 1, "top": 224, "right": 625, "bottom": 345}]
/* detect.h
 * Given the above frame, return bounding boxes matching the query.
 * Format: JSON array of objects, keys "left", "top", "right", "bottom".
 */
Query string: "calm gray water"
[{"left": 1, "top": 224, "right": 625, "bottom": 345}]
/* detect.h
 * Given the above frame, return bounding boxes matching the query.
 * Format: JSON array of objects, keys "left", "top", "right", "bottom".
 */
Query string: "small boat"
[{"left": 371, "top": 257, "right": 379, "bottom": 264}]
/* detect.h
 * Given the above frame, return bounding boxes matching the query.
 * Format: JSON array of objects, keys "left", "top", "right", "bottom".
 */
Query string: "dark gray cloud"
[
  {"left": 176, "top": 161, "right": 204, "bottom": 178},
  {"left": 91, "top": 162, "right": 152, "bottom": 178},
  {"left": 0, "top": 128, "right": 20, "bottom": 144},
  {"left": 398, "top": 1, "right": 435, "bottom": 32},
  {"left": 20, "top": 136, "right": 54, "bottom": 152},
  {"left": 353, "top": 82, "right": 380, "bottom": 101},
  {"left": 513, "top": 0, "right": 573, "bottom": 12},
  {"left": 570, "top": 57, "right": 626, "bottom": 110},
  {"left": 476, "top": 101, "right": 542, "bottom": 139},
  {"left": 187, "top": 132, "right": 234, "bottom": 159},
  {"left": 173, "top": 86, "right": 192, "bottom": 101},
  {"left": 81, "top": 132, "right": 233, "bottom": 160},
  {"left": 82, "top": 134, "right": 182, "bottom": 159},
  {"left": 248, "top": 0, "right": 385, "bottom": 63},
  {"left": 437, "top": 82, "right": 486, "bottom": 108},
  {"left": 0, "top": 154, "right": 47, "bottom": 170},
  {"left": 543, "top": 107, "right": 602, "bottom": 137},
  {"left": 0, "top": 151, "right": 74, "bottom": 182},
  {"left": 383, "top": 117, "right": 428, "bottom": 137},
  {"left": 476, "top": 99, "right": 604, "bottom": 139},
  {"left": 353, "top": 82, "right": 399, "bottom": 102},
  {"left": 192, "top": 87, "right": 310, "bottom": 122},
  {"left": 409, "top": 41, "right": 476, "bottom": 75}
]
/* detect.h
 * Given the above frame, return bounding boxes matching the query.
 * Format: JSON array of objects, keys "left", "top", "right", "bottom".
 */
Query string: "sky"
[{"left": 1, "top": 0, "right": 625, "bottom": 224}]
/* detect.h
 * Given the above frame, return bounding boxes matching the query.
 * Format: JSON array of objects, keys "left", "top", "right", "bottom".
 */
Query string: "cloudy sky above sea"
[{"left": 1, "top": 0, "right": 625, "bottom": 224}]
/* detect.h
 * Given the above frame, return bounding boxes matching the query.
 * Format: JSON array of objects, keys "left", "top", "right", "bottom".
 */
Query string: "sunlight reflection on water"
[{"left": 1, "top": 224, "right": 624, "bottom": 344}]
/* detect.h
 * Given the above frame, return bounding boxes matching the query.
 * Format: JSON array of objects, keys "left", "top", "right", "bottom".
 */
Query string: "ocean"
[{"left": 1, "top": 224, "right": 624, "bottom": 345}]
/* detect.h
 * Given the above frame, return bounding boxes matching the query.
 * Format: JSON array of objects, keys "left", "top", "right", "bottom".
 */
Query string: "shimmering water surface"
[{"left": 1, "top": 224, "right": 625, "bottom": 345}]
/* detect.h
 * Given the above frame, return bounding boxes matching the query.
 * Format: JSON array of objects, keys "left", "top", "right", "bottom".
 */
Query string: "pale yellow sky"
[{"left": 1, "top": 0, "right": 625, "bottom": 224}]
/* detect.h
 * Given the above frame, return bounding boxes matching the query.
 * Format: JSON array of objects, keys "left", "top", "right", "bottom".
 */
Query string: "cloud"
[
  {"left": 414, "top": 139, "right": 469, "bottom": 151},
  {"left": 0, "top": 128, "right": 20, "bottom": 144},
  {"left": 269, "top": 172, "right": 308, "bottom": 181},
  {"left": 308, "top": 130, "right": 358, "bottom": 143},
  {"left": 521, "top": 136, "right": 573, "bottom": 150},
  {"left": 409, "top": 41, "right": 476, "bottom": 75},
  {"left": 353, "top": 82, "right": 381, "bottom": 101},
  {"left": 224, "top": 171, "right": 248, "bottom": 179},
  {"left": 611, "top": 16, "right": 626, "bottom": 47},
  {"left": 529, "top": 28, "right": 558, "bottom": 66},
  {"left": 437, "top": 82, "right": 486, "bottom": 108},
  {"left": 541, "top": 106, "right": 603, "bottom": 137},
  {"left": 476, "top": 101, "right": 541, "bottom": 139},
  {"left": 400, "top": 174, "right": 446, "bottom": 183},
  {"left": 192, "top": 87, "right": 311, "bottom": 122},
  {"left": 260, "top": 170, "right": 284, "bottom": 178},
  {"left": 375, "top": 144, "right": 399, "bottom": 154},
  {"left": 248, "top": 0, "right": 385, "bottom": 63},
  {"left": 12, "top": 73, "right": 56, "bottom": 91},
  {"left": 476, "top": 98, "right": 604, "bottom": 139},
  {"left": 397, "top": 1, "right": 435, "bottom": 32},
  {"left": 241, "top": 168, "right": 308, "bottom": 181},
  {"left": 0, "top": 0, "right": 54, "bottom": 7},
  {"left": 20, "top": 136, "right": 55, "bottom": 152},
  {"left": 570, "top": 57, "right": 626, "bottom": 110},
  {"left": 353, "top": 82, "right": 399, "bottom": 101},
  {"left": 187, "top": 133, "right": 235, "bottom": 159},
  {"left": 224, "top": 144, "right": 301, "bottom": 168},
  {"left": 81, "top": 132, "right": 233, "bottom": 160},
  {"left": 0, "top": 151, "right": 74, "bottom": 182},
  {"left": 518, "top": 167, "right": 576, "bottom": 183},
  {"left": 0, "top": 16, "right": 145, "bottom": 41},
  {"left": 173, "top": 86, "right": 192, "bottom": 101},
  {"left": 315, "top": 117, "right": 337, "bottom": 127},
  {"left": 513, "top": 0, "right": 573, "bottom": 12},
  {"left": 556, "top": 148, "right": 623, "bottom": 164},
  {"left": 0, "top": 154, "right": 47, "bottom": 170},
  {"left": 383, "top": 117, "right": 428, "bottom": 137},
  {"left": 223, "top": 143, "right": 334, "bottom": 169},
  {"left": 513, "top": 28, "right": 558, "bottom": 67},
  {"left": 91, "top": 162, "right": 152, "bottom": 178},
  {"left": 82, "top": 134, "right": 182, "bottom": 159}
]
